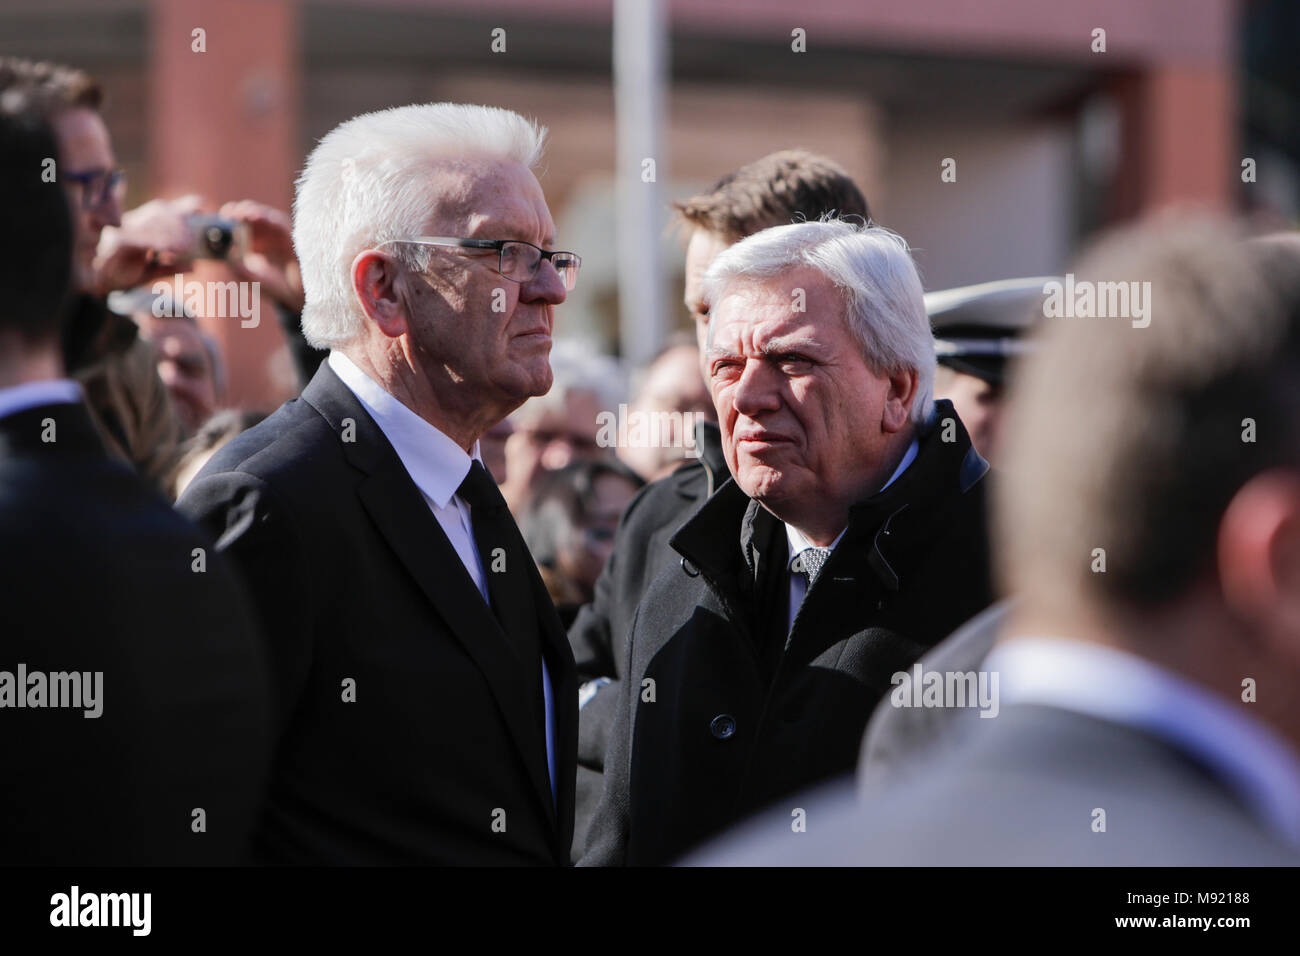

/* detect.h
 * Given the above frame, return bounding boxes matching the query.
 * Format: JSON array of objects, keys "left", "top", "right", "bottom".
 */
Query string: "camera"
[{"left": 184, "top": 214, "right": 248, "bottom": 261}]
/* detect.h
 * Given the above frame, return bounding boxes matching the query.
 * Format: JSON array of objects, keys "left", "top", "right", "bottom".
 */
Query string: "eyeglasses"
[
  {"left": 380, "top": 237, "right": 582, "bottom": 290},
  {"left": 63, "top": 167, "right": 126, "bottom": 210}
]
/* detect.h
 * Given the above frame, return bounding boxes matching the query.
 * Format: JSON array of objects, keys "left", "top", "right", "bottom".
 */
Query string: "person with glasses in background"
[
  {"left": 0, "top": 57, "right": 182, "bottom": 490},
  {"left": 179, "top": 103, "right": 584, "bottom": 866}
]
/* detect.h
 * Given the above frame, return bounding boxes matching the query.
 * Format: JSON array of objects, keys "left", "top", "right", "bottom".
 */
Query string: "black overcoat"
[{"left": 581, "top": 401, "right": 993, "bottom": 865}]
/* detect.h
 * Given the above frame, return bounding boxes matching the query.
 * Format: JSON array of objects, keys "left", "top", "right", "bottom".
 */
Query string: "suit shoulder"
[
  {"left": 192, "top": 396, "right": 344, "bottom": 491},
  {"left": 619, "top": 463, "right": 708, "bottom": 537}
]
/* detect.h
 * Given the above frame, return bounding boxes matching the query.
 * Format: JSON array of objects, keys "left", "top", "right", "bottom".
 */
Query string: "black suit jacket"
[
  {"left": 0, "top": 400, "right": 271, "bottom": 865},
  {"left": 178, "top": 363, "right": 578, "bottom": 865}
]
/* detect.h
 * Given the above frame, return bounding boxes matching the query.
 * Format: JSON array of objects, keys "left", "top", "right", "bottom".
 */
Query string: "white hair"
[
  {"left": 701, "top": 218, "right": 935, "bottom": 424},
  {"left": 293, "top": 103, "right": 548, "bottom": 349}
]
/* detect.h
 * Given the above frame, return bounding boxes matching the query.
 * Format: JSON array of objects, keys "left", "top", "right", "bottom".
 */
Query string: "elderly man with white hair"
[
  {"left": 580, "top": 219, "right": 994, "bottom": 866},
  {"left": 179, "top": 103, "right": 582, "bottom": 865}
]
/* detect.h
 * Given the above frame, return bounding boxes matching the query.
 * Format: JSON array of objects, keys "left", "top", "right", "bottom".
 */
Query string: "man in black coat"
[
  {"left": 567, "top": 150, "right": 870, "bottom": 856},
  {"left": 580, "top": 219, "right": 993, "bottom": 865},
  {"left": 0, "top": 106, "right": 271, "bottom": 865},
  {"left": 179, "top": 103, "right": 580, "bottom": 865}
]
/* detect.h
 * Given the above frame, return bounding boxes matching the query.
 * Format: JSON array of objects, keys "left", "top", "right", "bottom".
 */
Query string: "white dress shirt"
[
  {"left": 0, "top": 379, "right": 83, "bottom": 421},
  {"left": 785, "top": 436, "right": 919, "bottom": 633},
  {"left": 328, "top": 351, "right": 557, "bottom": 802},
  {"left": 986, "top": 636, "right": 1300, "bottom": 848}
]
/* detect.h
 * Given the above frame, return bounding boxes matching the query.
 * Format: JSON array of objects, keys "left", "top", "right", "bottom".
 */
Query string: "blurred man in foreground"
[
  {"left": 0, "top": 107, "right": 270, "bottom": 865},
  {"left": 566, "top": 150, "right": 871, "bottom": 856},
  {"left": 582, "top": 220, "right": 993, "bottom": 865},
  {"left": 693, "top": 220, "right": 1300, "bottom": 865}
]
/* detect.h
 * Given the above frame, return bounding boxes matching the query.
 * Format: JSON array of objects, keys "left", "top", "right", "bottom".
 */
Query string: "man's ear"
[
  {"left": 881, "top": 367, "right": 920, "bottom": 433},
  {"left": 1218, "top": 470, "right": 1300, "bottom": 648},
  {"left": 351, "top": 250, "right": 409, "bottom": 339}
]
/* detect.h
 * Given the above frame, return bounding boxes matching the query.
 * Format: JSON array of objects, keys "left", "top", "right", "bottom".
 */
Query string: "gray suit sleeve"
[{"left": 858, "top": 598, "right": 1009, "bottom": 795}]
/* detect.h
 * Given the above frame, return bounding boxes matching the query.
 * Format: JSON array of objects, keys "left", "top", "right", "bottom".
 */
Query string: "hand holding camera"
[
  {"left": 93, "top": 194, "right": 252, "bottom": 297},
  {"left": 218, "top": 200, "right": 304, "bottom": 313}
]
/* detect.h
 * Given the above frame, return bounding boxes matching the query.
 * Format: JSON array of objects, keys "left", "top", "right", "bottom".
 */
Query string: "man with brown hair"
[
  {"left": 566, "top": 150, "right": 869, "bottom": 856},
  {"left": 0, "top": 57, "right": 181, "bottom": 489},
  {"left": 675, "top": 150, "right": 871, "bottom": 361}
]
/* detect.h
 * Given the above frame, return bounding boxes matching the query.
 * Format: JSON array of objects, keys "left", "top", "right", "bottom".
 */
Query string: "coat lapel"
[{"left": 302, "top": 364, "right": 559, "bottom": 833}]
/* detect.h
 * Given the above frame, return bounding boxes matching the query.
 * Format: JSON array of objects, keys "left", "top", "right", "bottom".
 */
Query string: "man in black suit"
[
  {"left": 690, "top": 221, "right": 1300, "bottom": 866},
  {"left": 0, "top": 105, "right": 270, "bottom": 865},
  {"left": 178, "top": 103, "right": 581, "bottom": 865}
]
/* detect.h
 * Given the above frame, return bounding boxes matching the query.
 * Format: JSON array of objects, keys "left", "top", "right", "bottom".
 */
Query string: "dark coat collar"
[
  {"left": 695, "top": 418, "right": 727, "bottom": 494},
  {"left": 671, "top": 399, "right": 988, "bottom": 598},
  {"left": 666, "top": 418, "right": 729, "bottom": 502}
]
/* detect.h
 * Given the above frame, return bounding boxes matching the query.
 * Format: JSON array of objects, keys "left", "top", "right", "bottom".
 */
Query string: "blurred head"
[
  {"left": 703, "top": 219, "right": 932, "bottom": 543},
  {"left": 113, "top": 285, "right": 223, "bottom": 431},
  {"left": 294, "top": 103, "right": 565, "bottom": 440},
  {"left": 620, "top": 338, "right": 714, "bottom": 482},
  {"left": 521, "top": 459, "right": 645, "bottom": 605},
  {"left": 0, "top": 103, "right": 73, "bottom": 375},
  {"left": 998, "top": 219, "right": 1300, "bottom": 737},
  {"left": 0, "top": 59, "right": 119, "bottom": 294},
  {"left": 129, "top": 307, "right": 221, "bottom": 433},
  {"left": 675, "top": 150, "right": 871, "bottom": 372},
  {"left": 500, "top": 342, "right": 622, "bottom": 509}
]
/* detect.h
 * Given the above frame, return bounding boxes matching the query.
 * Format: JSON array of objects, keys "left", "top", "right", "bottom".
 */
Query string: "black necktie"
[{"left": 456, "top": 462, "right": 544, "bottom": 700}]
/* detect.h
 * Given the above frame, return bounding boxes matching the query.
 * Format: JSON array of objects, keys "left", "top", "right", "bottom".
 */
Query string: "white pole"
[{"left": 613, "top": 0, "right": 667, "bottom": 369}]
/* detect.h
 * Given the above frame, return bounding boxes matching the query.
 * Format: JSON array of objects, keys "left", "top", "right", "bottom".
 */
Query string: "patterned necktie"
[{"left": 790, "top": 546, "right": 833, "bottom": 588}]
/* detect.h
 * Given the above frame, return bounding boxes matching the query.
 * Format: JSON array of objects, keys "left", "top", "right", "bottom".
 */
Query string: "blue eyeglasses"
[{"left": 63, "top": 167, "right": 126, "bottom": 210}]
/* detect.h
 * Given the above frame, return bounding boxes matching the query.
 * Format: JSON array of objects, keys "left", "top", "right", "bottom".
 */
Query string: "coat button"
[
  {"left": 710, "top": 714, "right": 737, "bottom": 739},
  {"left": 681, "top": 557, "right": 700, "bottom": 578}
]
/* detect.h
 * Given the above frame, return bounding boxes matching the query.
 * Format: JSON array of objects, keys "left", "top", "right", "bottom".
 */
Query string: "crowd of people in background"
[{"left": 4, "top": 54, "right": 1300, "bottom": 867}]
